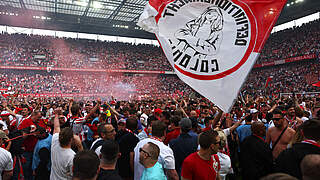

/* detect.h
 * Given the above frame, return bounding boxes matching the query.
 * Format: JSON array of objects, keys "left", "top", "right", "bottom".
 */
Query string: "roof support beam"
[
  {"left": 19, "top": 0, "right": 26, "bottom": 9},
  {"left": 132, "top": 15, "right": 140, "bottom": 22},
  {"left": 82, "top": 0, "right": 93, "bottom": 17},
  {"left": 107, "top": 0, "right": 127, "bottom": 21},
  {"left": 55, "top": 0, "right": 57, "bottom": 15}
]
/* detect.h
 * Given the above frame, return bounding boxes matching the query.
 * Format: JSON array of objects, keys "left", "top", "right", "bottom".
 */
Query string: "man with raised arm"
[{"left": 50, "top": 108, "right": 82, "bottom": 180}]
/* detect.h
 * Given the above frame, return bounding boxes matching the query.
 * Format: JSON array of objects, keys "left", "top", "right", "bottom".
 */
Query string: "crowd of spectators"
[
  {"left": 243, "top": 61, "right": 320, "bottom": 96},
  {"left": 0, "top": 18, "right": 319, "bottom": 180},
  {"left": 0, "top": 20, "right": 319, "bottom": 71},
  {"left": 0, "top": 59, "right": 318, "bottom": 100},
  {"left": 0, "top": 70, "right": 194, "bottom": 98},
  {"left": 0, "top": 33, "right": 172, "bottom": 71},
  {"left": 0, "top": 91, "right": 319, "bottom": 180},
  {"left": 258, "top": 19, "right": 320, "bottom": 64}
]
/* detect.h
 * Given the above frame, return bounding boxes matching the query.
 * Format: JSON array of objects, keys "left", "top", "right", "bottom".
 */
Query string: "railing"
[
  {"left": 0, "top": 54, "right": 317, "bottom": 74},
  {"left": 280, "top": 92, "right": 320, "bottom": 97}
]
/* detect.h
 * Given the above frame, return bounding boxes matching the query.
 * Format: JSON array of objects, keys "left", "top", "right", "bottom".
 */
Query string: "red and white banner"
[
  {"left": 254, "top": 54, "right": 316, "bottom": 68},
  {"left": 265, "top": 76, "right": 273, "bottom": 88},
  {"left": 138, "top": 0, "right": 287, "bottom": 112},
  {"left": 0, "top": 66, "right": 166, "bottom": 74}
]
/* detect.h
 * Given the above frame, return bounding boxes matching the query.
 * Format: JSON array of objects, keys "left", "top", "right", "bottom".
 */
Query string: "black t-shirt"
[
  {"left": 116, "top": 131, "right": 139, "bottom": 178},
  {"left": 240, "top": 135, "right": 273, "bottom": 179},
  {"left": 275, "top": 143, "right": 320, "bottom": 179},
  {"left": 98, "top": 169, "right": 122, "bottom": 180}
]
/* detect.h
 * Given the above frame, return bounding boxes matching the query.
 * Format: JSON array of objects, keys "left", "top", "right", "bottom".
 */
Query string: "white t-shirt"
[
  {"left": 0, "top": 147, "right": 13, "bottom": 180},
  {"left": 90, "top": 138, "right": 103, "bottom": 157},
  {"left": 134, "top": 138, "right": 175, "bottom": 180},
  {"left": 217, "top": 152, "right": 232, "bottom": 180},
  {"left": 140, "top": 113, "right": 148, "bottom": 127},
  {"left": 50, "top": 133, "right": 75, "bottom": 180},
  {"left": 268, "top": 120, "right": 275, "bottom": 128},
  {"left": 0, "top": 120, "right": 8, "bottom": 131}
]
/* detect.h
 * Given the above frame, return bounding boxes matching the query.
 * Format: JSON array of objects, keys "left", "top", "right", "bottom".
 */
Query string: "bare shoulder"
[
  {"left": 267, "top": 126, "right": 276, "bottom": 132},
  {"left": 287, "top": 127, "right": 296, "bottom": 134}
]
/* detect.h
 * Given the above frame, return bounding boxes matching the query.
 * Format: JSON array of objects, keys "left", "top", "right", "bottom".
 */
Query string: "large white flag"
[{"left": 138, "top": 0, "right": 287, "bottom": 112}]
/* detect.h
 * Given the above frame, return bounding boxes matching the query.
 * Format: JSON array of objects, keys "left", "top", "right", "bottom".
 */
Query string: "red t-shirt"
[
  {"left": 181, "top": 152, "right": 220, "bottom": 180},
  {"left": 202, "top": 126, "right": 212, "bottom": 132},
  {"left": 164, "top": 127, "right": 181, "bottom": 145}
]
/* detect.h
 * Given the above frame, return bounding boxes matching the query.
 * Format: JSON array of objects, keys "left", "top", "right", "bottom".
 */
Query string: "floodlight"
[
  {"left": 92, "top": 1, "right": 103, "bottom": 9},
  {"left": 105, "top": 5, "right": 116, "bottom": 10},
  {"left": 75, "top": 0, "right": 87, "bottom": 6}
]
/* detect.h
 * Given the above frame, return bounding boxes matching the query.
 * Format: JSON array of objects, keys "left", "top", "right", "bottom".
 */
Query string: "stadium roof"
[{"left": 0, "top": 0, "right": 319, "bottom": 39}]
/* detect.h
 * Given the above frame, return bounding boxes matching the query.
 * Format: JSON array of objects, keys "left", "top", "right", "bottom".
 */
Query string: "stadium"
[{"left": 0, "top": 0, "right": 319, "bottom": 180}]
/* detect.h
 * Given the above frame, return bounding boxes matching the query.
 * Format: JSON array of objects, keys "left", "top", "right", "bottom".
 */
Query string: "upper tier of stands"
[{"left": 0, "top": 19, "right": 319, "bottom": 71}]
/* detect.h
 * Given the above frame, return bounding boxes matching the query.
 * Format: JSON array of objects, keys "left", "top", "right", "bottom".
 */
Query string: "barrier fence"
[{"left": 0, "top": 54, "right": 318, "bottom": 74}]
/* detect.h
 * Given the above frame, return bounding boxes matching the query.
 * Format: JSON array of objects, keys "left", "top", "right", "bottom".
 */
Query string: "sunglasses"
[
  {"left": 273, "top": 118, "right": 282, "bottom": 121},
  {"left": 139, "top": 148, "right": 151, "bottom": 157},
  {"left": 214, "top": 141, "right": 221, "bottom": 146}
]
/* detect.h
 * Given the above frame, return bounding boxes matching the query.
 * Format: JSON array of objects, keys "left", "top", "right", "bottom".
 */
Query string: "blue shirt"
[
  {"left": 236, "top": 124, "right": 268, "bottom": 143},
  {"left": 236, "top": 124, "right": 252, "bottom": 143},
  {"left": 169, "top": 132, "right": 198, "bottom": 176},
  {"left": 32, "top": 134, "right": 52, "bottom": 171},
  {"left": 141, "top": 162, "right": 167, "bottom": 180}
]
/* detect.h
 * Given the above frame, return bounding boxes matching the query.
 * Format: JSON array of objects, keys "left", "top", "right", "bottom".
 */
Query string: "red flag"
[
  {"left": 312, "top": 81, "right": 320, "bottom": 87},
  {"left": 265, "top": 76, "right": 273, "bottom": 88}
]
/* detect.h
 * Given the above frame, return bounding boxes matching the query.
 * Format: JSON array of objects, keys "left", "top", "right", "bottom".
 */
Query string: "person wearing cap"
[
  {"left": 140, "top": 107, "right": 151, "bottom": 129},
  {"left": 169, "top": 118, "right": 198, "bottom": 177},
  {"left": 98, "top": 140, "right": 122, "bottom": 180},
  {"left": 0, "top": 111, "right": 10, "bottom": 134},
  {"left": 0, "top": 130, "right": 13, "bottom": 180},
  {"left": 117, "top": 117, "right": 127, "bottom": 132},
  {"left": 154, "top": 108, "right": 163, "bottom": 121},
  {"left": 117, "top": 117, "right": 139, "bottom": 179},
  {"left": 32, "top": 127, "right": 52, "bottom": 180},
  {"left": 250, "top": 109, "right": 262, "bottom": 123}
]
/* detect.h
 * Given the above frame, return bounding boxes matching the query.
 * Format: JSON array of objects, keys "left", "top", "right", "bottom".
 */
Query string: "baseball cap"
[
  {"left": 118, "top": 117, "right": 126, "bottom": 124},
  {"left": 0, "top": 111, "right": 10, "bottom": 116},
  {"left": 154, "top": 108, "right": 163, "bottom": 114},
  {"left": 0, "top": 130, "right": 8, "bottom": 140},
  {"left": 180, "top": 118, "right": 192, "bottom": 130}
]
